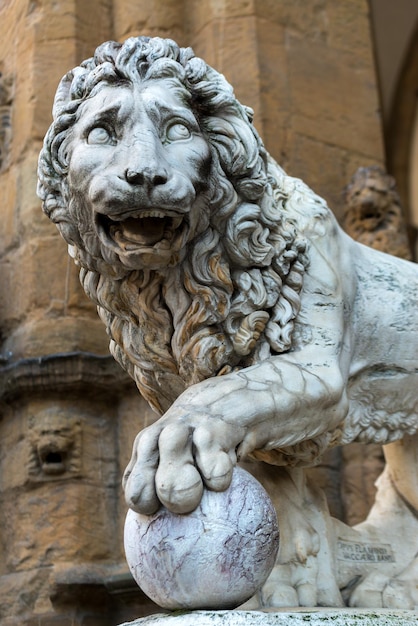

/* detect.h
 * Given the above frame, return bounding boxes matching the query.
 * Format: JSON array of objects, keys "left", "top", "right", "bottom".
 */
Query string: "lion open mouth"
[{"left": 98, "top": 212, "right": 185, "bottom": 250}]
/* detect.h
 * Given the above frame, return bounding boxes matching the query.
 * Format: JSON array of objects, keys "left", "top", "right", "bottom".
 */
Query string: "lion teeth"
[
  {"left": 108, "top": 214, "right": 184, "bottom": 249},
  {"left": 171, "top": 217, "right": 183, "bottom": 229},
  {"left": 139, "top": 210, "right": 166, "bottom": 219},
  {"left": 163, "top": 216, "right": 183, "bottom": 236}
]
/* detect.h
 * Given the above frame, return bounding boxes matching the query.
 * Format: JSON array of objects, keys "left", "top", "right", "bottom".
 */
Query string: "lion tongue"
[{"left": 112, "top": 216, "right": 166, "bottom": 247}]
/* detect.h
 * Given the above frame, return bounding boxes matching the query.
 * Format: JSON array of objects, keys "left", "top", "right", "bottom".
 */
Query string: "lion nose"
[{"left": 125, "top": 167, "right": 168, "bottom": 187}]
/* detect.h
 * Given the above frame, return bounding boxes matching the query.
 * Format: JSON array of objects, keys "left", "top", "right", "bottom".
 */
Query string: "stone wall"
[{"left": 0, "top": 1, "right": 385, "bottom": 624}]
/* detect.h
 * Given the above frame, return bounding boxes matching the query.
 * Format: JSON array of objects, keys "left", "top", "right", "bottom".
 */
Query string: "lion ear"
[
  {"left": 243, "top": 106, "right": 254, "bottom": 123},
  {"left": 52, "top": 72, "right": 74, "bottom": 117},
  {"left": 52, "top": 66, "right": 86, "bottom": 118}
]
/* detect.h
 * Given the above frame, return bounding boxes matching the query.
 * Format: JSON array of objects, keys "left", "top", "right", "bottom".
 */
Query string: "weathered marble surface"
[
  {"left": 38, "top": 36, "right": 418, "bottom": 609},
  {"left": 119, "top": 610, "right": 418, "bottom": 626},
  {"left": 124, "top": 468, "right": 279, "bottom": 609}
]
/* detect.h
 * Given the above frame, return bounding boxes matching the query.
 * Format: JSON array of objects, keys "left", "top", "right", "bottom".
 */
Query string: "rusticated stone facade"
[{"left": 0, "top": 0, "right": 389, "bottom": 624}]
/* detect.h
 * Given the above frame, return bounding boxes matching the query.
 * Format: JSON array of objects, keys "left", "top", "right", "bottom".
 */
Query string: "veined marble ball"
[{"left": 124, "top": 467, "right": 279, "bottom": 610}]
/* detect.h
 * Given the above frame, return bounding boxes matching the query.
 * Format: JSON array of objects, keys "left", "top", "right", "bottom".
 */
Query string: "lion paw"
[
  {"left": 123, "top": 398, "right": 248, "bottom": 514},
  {"left": 260, "top": 559, "right": 318, "bottom": 607}
]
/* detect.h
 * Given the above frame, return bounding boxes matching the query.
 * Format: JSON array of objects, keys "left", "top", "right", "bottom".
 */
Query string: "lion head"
[{"left": 38, "top": 36, "right": 308, "bottom": 414}]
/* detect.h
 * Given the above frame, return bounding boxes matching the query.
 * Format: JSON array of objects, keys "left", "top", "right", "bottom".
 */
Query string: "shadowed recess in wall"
[{"left": 0, "top": 70, "right": 13, "bottom": 172}]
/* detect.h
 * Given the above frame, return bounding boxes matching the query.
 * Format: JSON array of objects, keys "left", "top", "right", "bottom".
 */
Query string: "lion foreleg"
[{"left": 123, "top": 355, "right": 348, "bottom": 515}]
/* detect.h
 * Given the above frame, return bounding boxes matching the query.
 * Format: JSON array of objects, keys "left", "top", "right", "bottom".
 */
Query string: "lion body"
[{"left": 38, "top": 36, "right": 418, "bottom": 609}]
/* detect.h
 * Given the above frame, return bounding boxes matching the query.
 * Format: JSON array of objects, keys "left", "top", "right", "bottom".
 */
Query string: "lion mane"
[{"left": 38, "top": 36, "right": 314, "bottom": 415}]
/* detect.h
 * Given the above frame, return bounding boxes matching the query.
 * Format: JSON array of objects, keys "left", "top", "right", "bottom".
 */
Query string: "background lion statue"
[{"left": 38, "top": 36, "right": 418, "bottom": 609}]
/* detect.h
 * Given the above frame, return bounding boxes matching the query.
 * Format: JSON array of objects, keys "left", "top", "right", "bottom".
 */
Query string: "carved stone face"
[
  {"left": 66, "top": 79, "right": 212, "bottom": 270},
  {"left": 28, "top": 412, "right": 81, "bottom": 480}
]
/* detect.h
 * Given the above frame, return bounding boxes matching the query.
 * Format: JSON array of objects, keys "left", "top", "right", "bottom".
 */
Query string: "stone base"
[{"left": 119, "top": 609, "right": 418, "bottom": 626}]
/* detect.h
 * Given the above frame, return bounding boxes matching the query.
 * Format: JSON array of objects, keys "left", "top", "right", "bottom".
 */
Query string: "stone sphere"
[{"left": 124, "top": 467, "right": 279, "bottom": 610}]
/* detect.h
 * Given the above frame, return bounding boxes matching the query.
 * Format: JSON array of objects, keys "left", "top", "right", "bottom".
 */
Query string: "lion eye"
[
  {"left": 87, "top": 126, "right": 113, "bottom": 145},
  {"left": 166, "top": 122, "right": 191, "bottom": 142}
]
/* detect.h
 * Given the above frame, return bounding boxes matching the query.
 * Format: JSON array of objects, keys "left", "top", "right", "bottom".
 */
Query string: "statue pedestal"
[{"left": 119, "top": 609, "right": 418, "bottom": 626}]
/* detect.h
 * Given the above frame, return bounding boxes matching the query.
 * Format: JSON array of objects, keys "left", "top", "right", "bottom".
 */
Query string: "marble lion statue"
[{"left": 37, "top": 36, "right": 418, "bottom": 609}]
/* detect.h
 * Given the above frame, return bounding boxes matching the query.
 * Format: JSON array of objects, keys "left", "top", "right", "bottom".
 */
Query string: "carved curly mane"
[{"left": 38, "top": 37, "right": 308, "bottom": 414}]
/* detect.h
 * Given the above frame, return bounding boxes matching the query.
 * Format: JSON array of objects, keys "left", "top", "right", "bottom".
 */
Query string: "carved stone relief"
[
  {"left": 343, "top": 165, "right": 412, "bottom": 260},
  {"left": 28, "top": 409, "right": 81, "bottom": 481},
  {"left": 37, "top": 37, "right": 418, "bottom": 611}
]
